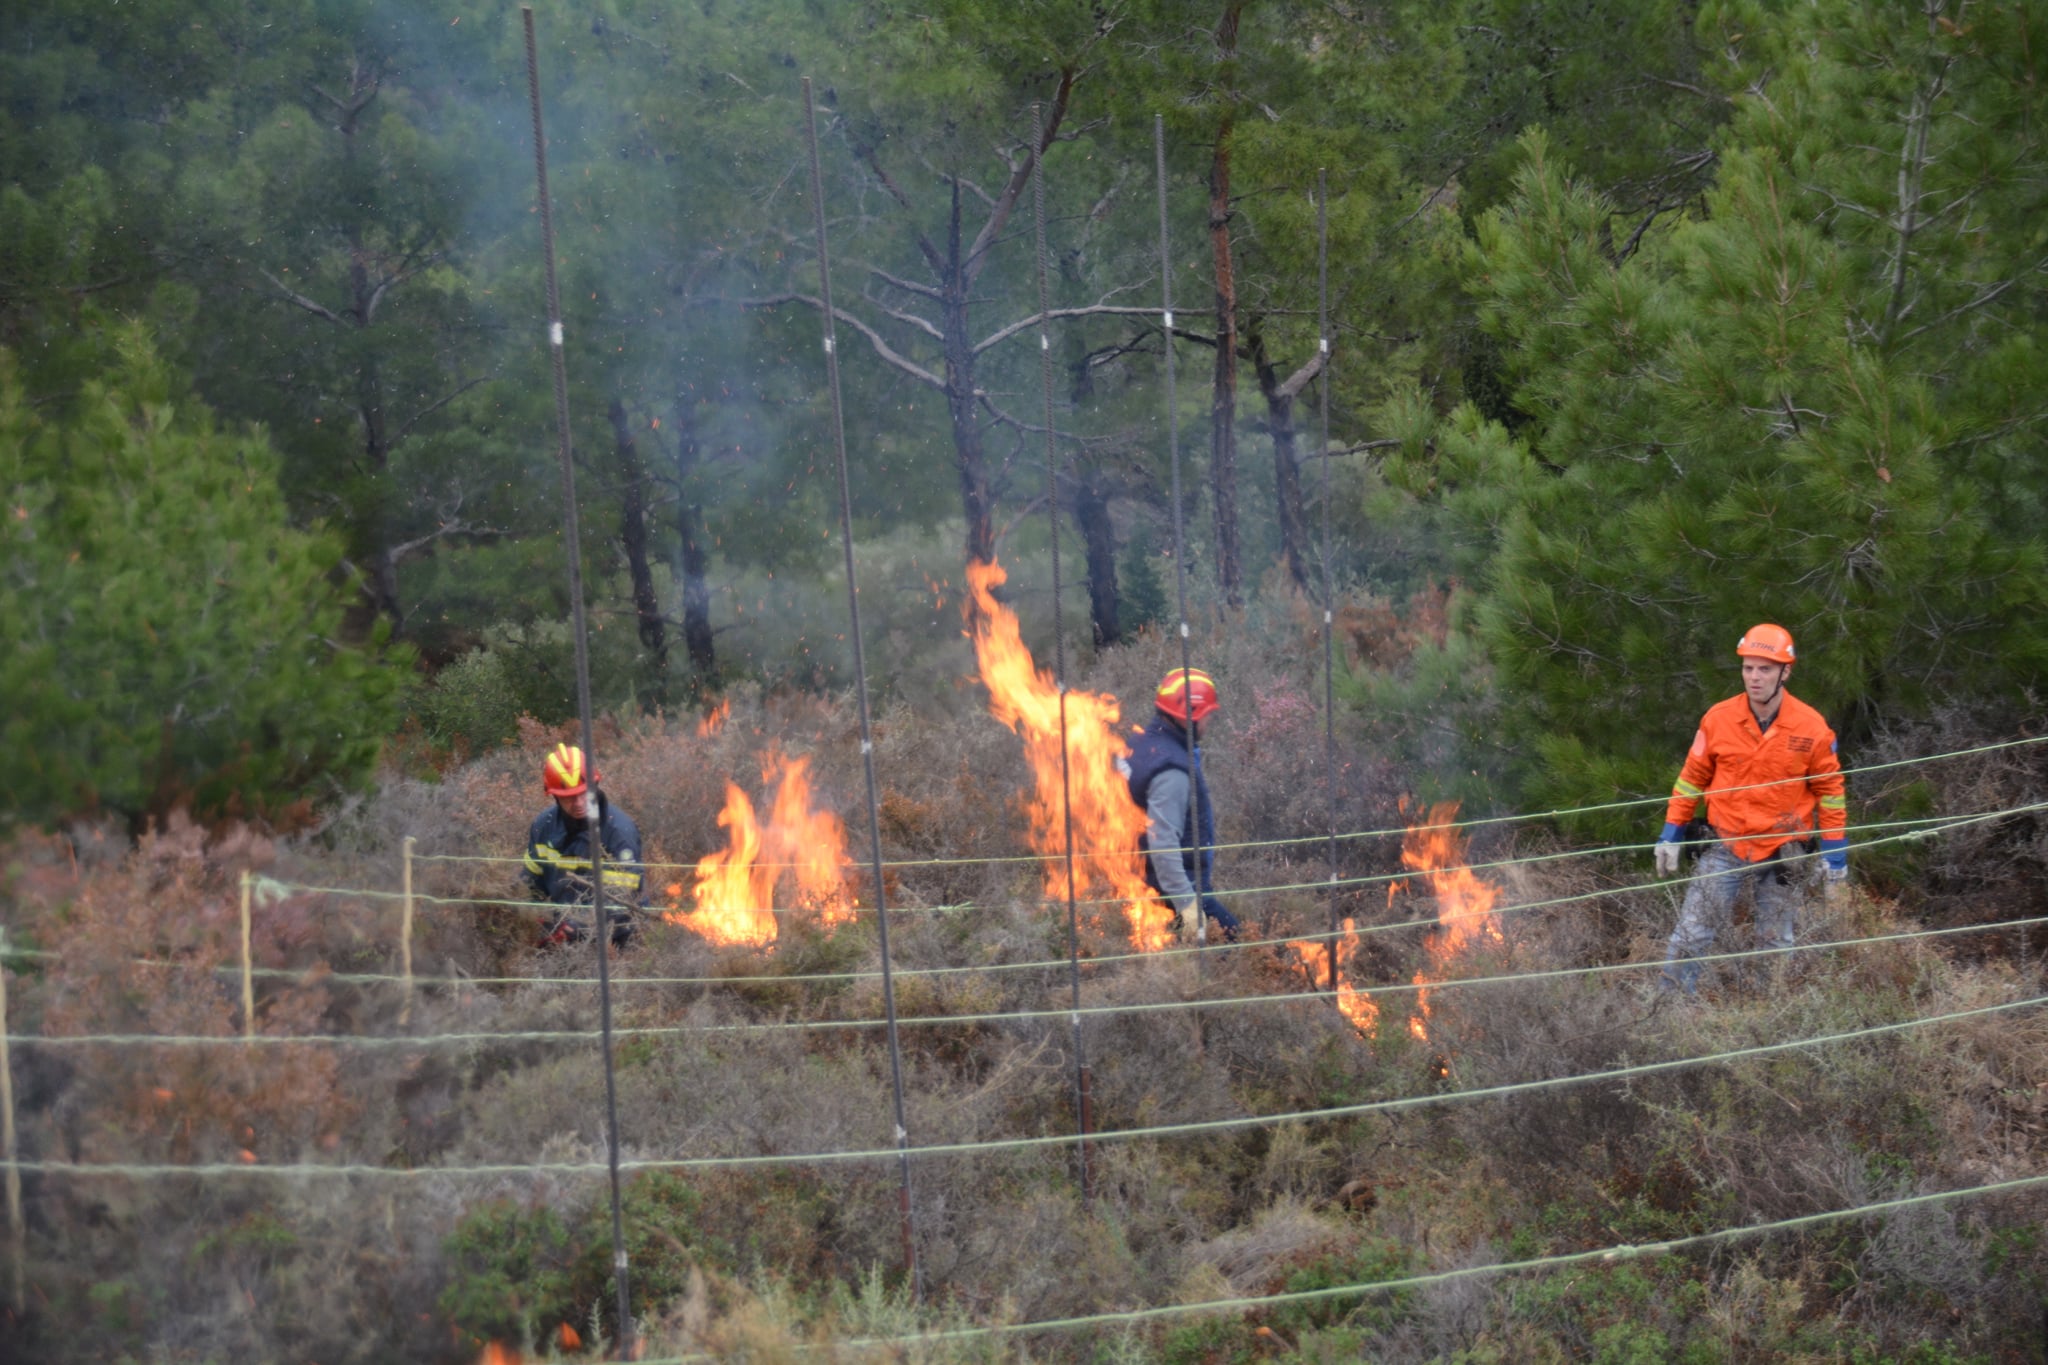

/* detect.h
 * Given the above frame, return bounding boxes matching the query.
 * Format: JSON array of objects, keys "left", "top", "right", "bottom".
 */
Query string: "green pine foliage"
[
  {"left": 1394, "top": 0, "right": 2048, "bottom": 828},
  {"left": 0, "top": 332, "right": 410, "bottom": 827}
]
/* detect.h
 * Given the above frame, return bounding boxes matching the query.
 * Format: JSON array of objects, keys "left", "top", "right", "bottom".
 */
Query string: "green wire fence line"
[
  {"left": 28, "top": 901, "right": 2048, "bottom": 1006},
  {"left": 12, "top": 988, "right": 2044, "bottom": 1178},
  {"left": 625, "top": 1170, "right": 2048, "bottom": 1359},
  {"left": 5, "top": 801, "right": 2034, "bottom": 1039},
  {"left": 248, "top": 798, "right": 2026, "bottom": 923},
  {"left": 8, "top": 893, "right": 2035, "bottom": 1048},
  {"left": 404, "top": 729, "right": 2048, "bottom": 874}
]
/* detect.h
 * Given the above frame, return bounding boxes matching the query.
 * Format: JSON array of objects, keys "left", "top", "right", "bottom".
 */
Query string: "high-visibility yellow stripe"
[
  {"left": 1820, "top": 795, "right": 1847, "bottom": 810},
  {"left": 1673, "top": 780, "right": 1704, "bottom": 799},
  {"left": 530, "top": 846, "right": 638, "bottom": 881}
]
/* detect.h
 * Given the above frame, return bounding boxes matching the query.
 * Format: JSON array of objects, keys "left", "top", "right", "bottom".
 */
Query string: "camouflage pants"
[{"left": 1662, "top": 843, "right": 1805, "bottom": 992}]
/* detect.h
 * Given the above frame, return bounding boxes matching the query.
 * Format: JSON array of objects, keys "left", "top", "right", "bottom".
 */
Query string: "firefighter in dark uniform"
[{"left": 523, "top": 742, "right": 642, "bottom": 949}]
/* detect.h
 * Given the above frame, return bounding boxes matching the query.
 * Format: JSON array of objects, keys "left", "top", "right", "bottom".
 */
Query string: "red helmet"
[
  {"left": 1155, "top": 667, "right": 1220, "bottom": 724},
  {"left": 543, "top": 743, "right": 598, "bottom": 797},
  {"left": 1735, "top": 623, "right": 1796, "bottom": 665}
]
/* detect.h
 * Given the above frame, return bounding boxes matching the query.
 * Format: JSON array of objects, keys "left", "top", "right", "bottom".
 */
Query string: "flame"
[
  {"left": 662, "top": 747, "right": 853, "bottom": 947},
  {"left": 477, "top": 1346, "right": 521, "bottom": 1365},
  {"left": 697, "top": 698, "right": 731, "bottom": 737},
  {"left": 1399, "top": 801, "right": 1502, "bottom": 1041},
  {"left": 1285, "top": 918, "right": 1379, "bottom": 1036},
  {"left": 964, "top": 559, "right": 1169, "bottom": 950}
]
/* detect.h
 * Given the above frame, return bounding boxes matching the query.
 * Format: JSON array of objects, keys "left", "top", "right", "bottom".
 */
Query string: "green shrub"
[
  {"left": 1272, "top": 1233, "right": 1413, "bottom": 1336},
  {"left": 439, "top": 1200, "right": 579, "bottom": 1346}
]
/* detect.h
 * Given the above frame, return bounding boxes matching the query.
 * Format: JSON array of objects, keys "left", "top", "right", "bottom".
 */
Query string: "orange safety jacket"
[{"left": 1664, "top": 690, "right": 1847, "bottom": 863}]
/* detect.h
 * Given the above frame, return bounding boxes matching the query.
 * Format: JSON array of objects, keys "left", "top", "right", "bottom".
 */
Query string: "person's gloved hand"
[
  {"left": 1200, "top": 895, "right": 1242, "bottom": 944},
  {"left": 1654, "top": 823, "right": 1684, "bottom": 878},
  {"left": 1822, "top": 838, "right": 1848, "bottom": 900}
]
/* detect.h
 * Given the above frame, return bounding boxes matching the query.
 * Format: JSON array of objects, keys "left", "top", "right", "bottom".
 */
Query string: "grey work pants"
[{"left": 1662, "top": 842, "right": 1804, "bottom": 992}]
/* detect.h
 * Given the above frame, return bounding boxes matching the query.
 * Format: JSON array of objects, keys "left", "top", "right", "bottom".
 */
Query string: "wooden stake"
[
  {"left": 239, "top": 870, "right": 255, "bottom": 1043},
  {"left": 399, "top": 836, "right": 416, "bottom": 1026},
  {"left": 0, "top": 930, "right": 21, "bottom": 1315}
]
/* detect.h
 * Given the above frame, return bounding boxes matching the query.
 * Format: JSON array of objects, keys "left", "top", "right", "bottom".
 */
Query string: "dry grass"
[{"left": 7, "top": 621, "right": 2048, "bottom": 1361}]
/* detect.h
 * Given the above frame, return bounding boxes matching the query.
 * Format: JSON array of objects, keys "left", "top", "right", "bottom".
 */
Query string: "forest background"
[{"left": 8, "top": 0, "right": 2048, "bottom": 1361}]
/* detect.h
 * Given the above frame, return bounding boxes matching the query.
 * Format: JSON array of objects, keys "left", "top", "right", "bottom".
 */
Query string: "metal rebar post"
[
  {"left": 1317, "top": 170, "right": 1341, "bottom": 998},
  {"left": 521, "top": 11, "right": 635, "bottom": 1354},
  {"left": 1154, "top": 117, "right": 1210, "bottom": 958},
  {"left": 800, "top": 75, "right": 922, "bottom": 1300},
  {"left": 0, "top": 930, "right": 22, "bottom": 1314},
  {"left": 1030, "top": 101, "right": 1094, "bottom": 1204}
]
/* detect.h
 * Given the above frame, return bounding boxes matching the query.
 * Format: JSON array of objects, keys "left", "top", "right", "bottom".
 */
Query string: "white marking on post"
[
  {"left": 548, "top": 322, "right": 563, "bottom": 347},
  {"left": 1163, "top": 311, "right": 1174, "bottom": 329}
]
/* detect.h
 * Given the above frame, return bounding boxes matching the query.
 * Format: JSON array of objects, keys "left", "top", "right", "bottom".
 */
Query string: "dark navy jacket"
[
  {"left": 523, "top": 793, "right": 645, "bottom": 905},
  {"left": 1122, "top": 713, "right": 1216, "bottom": 896}
]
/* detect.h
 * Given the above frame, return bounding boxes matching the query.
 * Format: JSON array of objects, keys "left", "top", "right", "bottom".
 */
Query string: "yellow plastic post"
[
  {"left": 239, "top": 869, "right": 255, "bottom": 1042},
  {"left": 399, "top": 836, "right": 416, "bottom": 1026}
]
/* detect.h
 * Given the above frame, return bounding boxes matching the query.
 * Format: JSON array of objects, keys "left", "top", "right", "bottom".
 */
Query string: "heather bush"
[{"left": 9, "top": 572, "right": 2048, "bottom": 1362}]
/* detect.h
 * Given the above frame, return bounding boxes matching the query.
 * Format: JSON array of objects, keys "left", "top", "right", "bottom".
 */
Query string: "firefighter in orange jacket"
[{"left": 1655, "top": 624, "right": 1847, "bottom": 990}]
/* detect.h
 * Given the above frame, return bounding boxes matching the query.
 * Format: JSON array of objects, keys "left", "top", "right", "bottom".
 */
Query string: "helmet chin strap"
[{"left": 1753, "top": 664, "right": 1787, "bottom": 709}]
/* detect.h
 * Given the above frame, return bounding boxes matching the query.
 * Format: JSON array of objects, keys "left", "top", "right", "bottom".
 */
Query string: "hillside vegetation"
[{"left": 5, "top": 597, "right": 2046, "bottom": 1363}]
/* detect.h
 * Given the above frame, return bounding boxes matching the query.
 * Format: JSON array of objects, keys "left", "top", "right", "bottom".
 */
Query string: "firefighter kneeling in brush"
[
  {"left": 1120, "top": 667, "right": 1242, "bottom": 944},
  {"left": 523, "top": 742, "right": 642, "bottom": 950},
  {"left": 1655, "top": 624, "right": 1848, "bottom": 991}
]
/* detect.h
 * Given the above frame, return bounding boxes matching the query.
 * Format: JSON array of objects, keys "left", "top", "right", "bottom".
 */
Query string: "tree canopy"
[{"left": 0, "top": 333, "right": 409, "bottom": 828}]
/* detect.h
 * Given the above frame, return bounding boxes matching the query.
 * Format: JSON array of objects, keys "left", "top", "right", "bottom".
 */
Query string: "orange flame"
[
  {"left": 696, "top": 698, "right": 731, "bottom": 737},
  {"left": 964, "top": 559, "right": 1169, "bottom": 950},
  {"left": 477, "top": 1346, "right": 521, "bottom": 1365},
  {"left": 662, "top": 747, "right": 853, "bottom": 947},
  {"left": 1285, "top": 919, "right": 1379, "bottom": 1036},
  {"left": 1399, "top": 801, "right": 1501, "bottom": 1041}
]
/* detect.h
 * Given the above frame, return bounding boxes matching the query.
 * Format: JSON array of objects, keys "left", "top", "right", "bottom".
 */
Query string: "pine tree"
[
  {"left": 1400, "top": 0, "right": 2048, "bottom": 825},
  {"left": 0, "top": 333, "right": 410, "bottom": 828}
]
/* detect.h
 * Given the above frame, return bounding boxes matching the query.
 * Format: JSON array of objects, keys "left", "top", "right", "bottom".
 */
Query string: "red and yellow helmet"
[
  {"left": 1155, "top": 667, "right": 1220, "bottom": 724},
  {"left": 1735, "top": 623, "right": 1796, "bottom": 665},
  {"left": 543, "top": 743, "right": 598, "bottom": 797}
]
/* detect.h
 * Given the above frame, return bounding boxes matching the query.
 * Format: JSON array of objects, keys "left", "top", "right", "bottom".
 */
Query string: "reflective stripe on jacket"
[
  {"left": 1664, "top": 691, "right": 1847, "bottom": 863},
  {"left": 523, "top": 794, "right": 645, "bottom": 904}
]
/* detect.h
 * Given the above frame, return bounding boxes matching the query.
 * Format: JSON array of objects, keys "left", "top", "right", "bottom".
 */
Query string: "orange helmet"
[
  {"left": 1155, "top": 667, "right": 1220, "bottom": 724},
  {"left": 1735, "top": 623, "right": 1796, "bottom": 665},
  {"left": 542, "top": 743, "right": 598, "bottom": 796}
]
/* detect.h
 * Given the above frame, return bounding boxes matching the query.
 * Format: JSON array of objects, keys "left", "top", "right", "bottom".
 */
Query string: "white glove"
[{"left": 1653, "top": 841, "right": 1682, "bottom": 877}]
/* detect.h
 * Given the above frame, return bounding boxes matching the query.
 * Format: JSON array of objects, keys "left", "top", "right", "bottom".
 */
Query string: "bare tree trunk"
[
  {"left": 333, "top": 65, "right": 404, "bottom": 633},
  {"left": 1249, "top": 322, "right": 1311, "bottom": 592},
  {"left": 1066, "top": 354, "right": 1122, "bottom": 645},
  {"left": 1073, "top": 474, "right": 1122, "bottom": 646},
  {"left": 1207, "top": 0, "right": 1246, "bottom": 607},
  {"left": 941, "top": 181, "right": 997, "bottom": 567},
  {"left": 608, "top": 399, "right": 668, "bottom": 705},
  {"left": 668, "top": 395, "right": 715, "bottom": 680}
]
